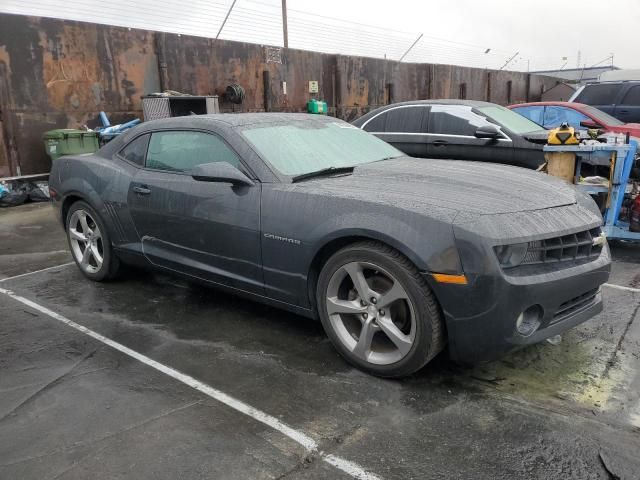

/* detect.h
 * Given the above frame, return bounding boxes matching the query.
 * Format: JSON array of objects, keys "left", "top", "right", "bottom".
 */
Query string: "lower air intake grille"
[{"left": 552, "top": 288, "right": 600, "bottom": 323}]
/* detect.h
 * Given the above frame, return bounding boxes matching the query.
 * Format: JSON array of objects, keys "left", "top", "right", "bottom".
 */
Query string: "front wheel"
[
  {"left": 66, "top": 201, "right": 120, "bottom": 281},
  {"left": 317, "top": 241, "right": 445, "bottom": 378}
]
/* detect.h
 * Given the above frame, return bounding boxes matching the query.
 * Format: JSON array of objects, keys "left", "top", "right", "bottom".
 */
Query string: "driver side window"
[{"left": 146, "top": 131, "right": 241, "bottom": 172}]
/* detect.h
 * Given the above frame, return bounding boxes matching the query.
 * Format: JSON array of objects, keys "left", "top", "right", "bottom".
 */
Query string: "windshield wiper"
[{"left": 291, "top": 166, "right": 355, "bottom": 183}]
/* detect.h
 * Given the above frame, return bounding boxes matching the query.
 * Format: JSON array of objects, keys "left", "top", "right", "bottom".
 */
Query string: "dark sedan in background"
[
  {"left": 49, "top": 113, "right": 610, "bottom": 377},
  {"left": 352, "top": 100, "right": 548, "bottom": 169},
  {"left": 571, "top": 81, "right": 640, "bottom": 123}
]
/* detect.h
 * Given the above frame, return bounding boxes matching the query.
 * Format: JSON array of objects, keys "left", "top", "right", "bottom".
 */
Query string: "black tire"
[
  {"left": 66, "top": 201, "right": 120, "bottom": 281},
  {"left": 316, "top": 241, "right": 445, "bottom": 378}
]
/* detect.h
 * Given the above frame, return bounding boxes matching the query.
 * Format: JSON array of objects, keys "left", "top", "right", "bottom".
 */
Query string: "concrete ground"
[{"left": 1, "top": 202, "right": 640, "bottom": 480}]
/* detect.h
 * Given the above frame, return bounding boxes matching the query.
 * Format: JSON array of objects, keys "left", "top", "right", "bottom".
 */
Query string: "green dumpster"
[{"left": 43, "top": 129, "right": 99, "bottom": 161}]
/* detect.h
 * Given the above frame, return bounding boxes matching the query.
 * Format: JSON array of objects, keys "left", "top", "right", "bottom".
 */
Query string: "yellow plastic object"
[{"left": 547, "top": 123, "right": 579, "bottom": 145}]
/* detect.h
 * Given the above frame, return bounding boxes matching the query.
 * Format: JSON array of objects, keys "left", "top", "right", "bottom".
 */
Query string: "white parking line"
[
  {"left": 0, "top": 262, "right": 74, "bottom": 283},
  {"left": 603, "top": 283, "right": 640, "bottom": 293},
  {"left": 0, "top": 286, "right": 381, "bottom": 480}
]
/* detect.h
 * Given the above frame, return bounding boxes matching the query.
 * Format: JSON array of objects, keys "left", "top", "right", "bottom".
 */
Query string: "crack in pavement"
[
  {"left": 0, "top": 348, "right": 100, "bottom": 424},
  {"left": 602, "top": 302, "right": 640, "bottom": 379},
  {"left": 0, "top": 400, "right": 203, "bottom": 469}
]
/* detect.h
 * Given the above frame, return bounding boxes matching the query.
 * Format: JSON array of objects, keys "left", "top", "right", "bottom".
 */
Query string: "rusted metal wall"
[
  {"left": 0, "top": 15, "right": 158, "bottom": 176},
  {"left": 335, "top": 58, "right": 561, "bottom": 121},
  {"left": 159, "top": 33, "right": 334, "bottom": 115},
  {"left": 0, "top": 14, "right": 562, "bottom": 176}
]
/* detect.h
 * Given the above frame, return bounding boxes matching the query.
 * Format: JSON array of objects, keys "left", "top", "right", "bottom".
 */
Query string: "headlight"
[{"left": 494, "top": 243, "right": 528, "bottom": 268}]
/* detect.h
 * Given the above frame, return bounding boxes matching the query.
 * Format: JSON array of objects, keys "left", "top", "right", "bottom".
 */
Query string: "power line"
[{"left": 0, "top": 0, "right": 567, "bottom": 71}]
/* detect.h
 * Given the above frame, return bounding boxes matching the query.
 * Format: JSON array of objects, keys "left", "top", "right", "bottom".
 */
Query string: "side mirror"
[
  {"left": 475, "top": 124, "right": 501, "bottom": 139},
  {"left": 580, "top": 119, "right": 602, "bottom": 129},
  {"left": 191, "top": 162, "right": 254, "bottom": 186}
]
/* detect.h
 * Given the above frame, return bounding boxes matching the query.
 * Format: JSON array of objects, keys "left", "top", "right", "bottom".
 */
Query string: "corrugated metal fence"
[{"left": 0, "top": 14, "right": 561, "bottom": 176}]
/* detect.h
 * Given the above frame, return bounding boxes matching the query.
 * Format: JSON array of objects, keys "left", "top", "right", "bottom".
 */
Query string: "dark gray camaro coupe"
[{"left": 49, "top": 113, "right": 611, "bottom": 377}]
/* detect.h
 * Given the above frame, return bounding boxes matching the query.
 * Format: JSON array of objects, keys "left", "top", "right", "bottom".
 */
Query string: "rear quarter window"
[
  {"left": 118, "top": 134, "right": 150, "bottom": 166},
  {"left": 362, "top": 106, "right": 427, "bottom": 133},
  {"left": 575, "top": 83, "right": 621, "bottom": 105},
  {"left": 621, "top": 85, "right": 640, "bottom": 106}
]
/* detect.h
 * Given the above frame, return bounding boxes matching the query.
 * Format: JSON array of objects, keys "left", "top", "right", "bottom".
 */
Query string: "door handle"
[
  {"left": 618, "top": 110, "right": 630, "bottom": 114},
  {"left": 432, "top": 140, "right": 448, "bottom": 147},
  {"left": 133, "top": 185, "right": 151, "bottom": 195}
]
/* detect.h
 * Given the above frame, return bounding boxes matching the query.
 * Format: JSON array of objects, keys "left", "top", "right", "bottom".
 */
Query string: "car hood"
[{"left": 298, "top": 157, "right": 577, "bottom": 215}]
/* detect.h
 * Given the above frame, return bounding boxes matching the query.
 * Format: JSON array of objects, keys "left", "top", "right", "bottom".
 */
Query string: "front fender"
[{"left": 307, "top": 211, "right": 462, "bottom": 275}]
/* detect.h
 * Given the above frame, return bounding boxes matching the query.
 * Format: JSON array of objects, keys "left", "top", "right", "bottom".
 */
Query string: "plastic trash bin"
[{"left": 43, "top": 129, "right": 99, "bottom": 161}]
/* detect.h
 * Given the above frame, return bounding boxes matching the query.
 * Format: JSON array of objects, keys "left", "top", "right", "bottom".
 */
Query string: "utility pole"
[
  {"left": 499, "top": 51, "right": 519, "bottom": 71},
  {"left": 214, "top": 0, "right": 237, "bottom": 42},
  {"left": 282, "top": 0, "right": 289, "bottom": 48},
  {"left": 399, "top": 33, "right": 423, "bottom": 63}
]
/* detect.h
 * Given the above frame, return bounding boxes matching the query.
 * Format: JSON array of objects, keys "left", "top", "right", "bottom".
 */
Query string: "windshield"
[
  {"left": 478, "top": 105, "right": 545, "bottom": 134},
  {"left": 241, "top": 121, "right": 403, "bottom": 177},
  {"left": 581, "top": 104, "right": 624, "bottom": 126}
]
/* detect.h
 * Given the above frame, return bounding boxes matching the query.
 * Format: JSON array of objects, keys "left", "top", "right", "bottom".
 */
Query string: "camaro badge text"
[{"left": 264, "top": 233, "right": 301, "bottom": 245}]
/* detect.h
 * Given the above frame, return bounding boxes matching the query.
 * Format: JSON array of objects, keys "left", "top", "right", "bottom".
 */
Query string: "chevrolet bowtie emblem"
[{"left": 592, "top": 232, "right": 607, "bottom": 247}]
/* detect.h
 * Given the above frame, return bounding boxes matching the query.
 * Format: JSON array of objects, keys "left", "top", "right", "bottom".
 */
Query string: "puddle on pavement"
[{"left": 467, "top": 321, "right": 640, "bottom": 425}]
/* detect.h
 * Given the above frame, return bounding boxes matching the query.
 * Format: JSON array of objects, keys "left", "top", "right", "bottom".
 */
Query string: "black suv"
[
  {"left": 352, "top": 100, "right": 548, "bottom": 169},
  {"left": 571, "top": 81, "right": 640, "bottom": 123}
]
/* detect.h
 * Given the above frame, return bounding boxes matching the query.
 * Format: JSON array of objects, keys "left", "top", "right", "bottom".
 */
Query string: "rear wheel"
[
  {"left": 66, "top": 201, "right": 120, "bottom": 281},
  {"left": 316, "top": 241, "right": 444, "bottom": 377}
]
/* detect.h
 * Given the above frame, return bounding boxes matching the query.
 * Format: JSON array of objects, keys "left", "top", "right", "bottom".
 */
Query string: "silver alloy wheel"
[
  {"left": 68, "top": 209, "right": 104, "bottom": 274},
  {"left": 325, "top": 261, "right": 416, "bottom": 365}
]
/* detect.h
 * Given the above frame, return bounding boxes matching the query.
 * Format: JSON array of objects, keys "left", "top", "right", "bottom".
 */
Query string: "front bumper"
[{"left": 429, "top": 243, "right": 611, "bottom": 364}]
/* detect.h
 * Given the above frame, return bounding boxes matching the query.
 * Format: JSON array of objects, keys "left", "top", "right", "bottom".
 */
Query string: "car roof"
[
  {"left": 138, "top": 112, "right": 337, "bottom": 129},
  {"left": 509, "top": 102, "right": 590, "bottom": 109},
  {"left": 583, "top": 80, "right": 640, "bottom": 84},
  {"left": 375, "top": 99, "right": 496, "bottom": 108},
  {"left": 97, "top": 113, "right": 340, "bottom": 159}
]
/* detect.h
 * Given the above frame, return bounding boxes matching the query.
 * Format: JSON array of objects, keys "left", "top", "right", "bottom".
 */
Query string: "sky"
[
  {"left": 2, "top": 0, "right": 639, "bottom": 71},
  {"left": 286, "top": 0, "right": 640, "bottom": 71}
]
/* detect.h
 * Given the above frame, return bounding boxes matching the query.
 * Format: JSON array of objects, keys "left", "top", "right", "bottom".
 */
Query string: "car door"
[
  {"left": 127, "top": 129, "right": 263, "bottom": 294},
  {"left": 614, "top": 84, "right": 640, "bottom": 123},
  {"left": 426, "top": 105, "right": 514, "bottom": 164},
  {"left": 360, "top": 105, "right": 429, "bottom": 157}
]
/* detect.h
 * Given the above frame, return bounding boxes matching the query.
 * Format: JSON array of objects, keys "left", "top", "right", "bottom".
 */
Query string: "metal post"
[
  {"left": 0, "top": 63, "right": 20, "bottom": 176},
  {"left": 499, "top": 51, "right": 519, "bottom": 71},
  {"left": 214, "top": 0, "right": 237, "bottom": 42},
  {"left": 155, "top": 32, "right": 170, "bottom": 92},
  {"left": 282, "top": 0, "right": 289, "bottom": 48},
  {"left": 263, "top": 70, "right": 271, "bottom": 112},
  {"left": 398, "top": 34, "right": 423, "bottom": 63}
]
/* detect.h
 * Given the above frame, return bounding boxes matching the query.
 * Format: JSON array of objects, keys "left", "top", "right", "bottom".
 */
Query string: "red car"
[{"left": 509, "top": 101, "right": 640, "bottom": 137}]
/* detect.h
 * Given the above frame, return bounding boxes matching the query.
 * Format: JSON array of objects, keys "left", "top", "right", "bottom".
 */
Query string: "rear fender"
[{"left": 58, "top": 178, "right": 113, "bottom": 237}]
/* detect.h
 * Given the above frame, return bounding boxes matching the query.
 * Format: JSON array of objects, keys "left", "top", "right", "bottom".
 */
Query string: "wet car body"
[
  {"left": 352, "top": 100, "right": 549, "bottom": 169},
  {"left": 49, "top": 114, "right": 611, "bottom": 371}
]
